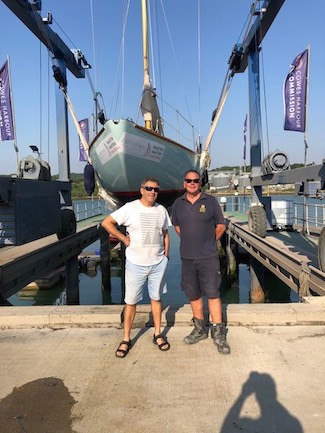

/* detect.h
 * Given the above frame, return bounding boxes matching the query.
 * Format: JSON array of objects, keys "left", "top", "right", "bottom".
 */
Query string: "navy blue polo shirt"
[{"left": 172, "top": 192, "right": 225, "bottom": 260}]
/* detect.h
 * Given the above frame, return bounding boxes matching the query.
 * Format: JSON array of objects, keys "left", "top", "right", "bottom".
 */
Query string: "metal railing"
[
  {"left": 73, "top": 199, "right": 110, "bottom": 222},
  {"left": 227, "top": 219, "right": 325, "bottom": 296},
  {"left": 220, "top": 196, "right": 324, "bottom": 231},
  {"left": 293, "top": 202, "right": 325, "bottom": 233}
]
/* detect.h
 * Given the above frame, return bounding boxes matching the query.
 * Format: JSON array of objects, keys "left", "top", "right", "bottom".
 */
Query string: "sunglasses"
[
  {"left": 143, "top": 186, "right": 160, "bottom": 192},
  {"left": 184, "top": 178, "right": 200, "bottom": 184}
]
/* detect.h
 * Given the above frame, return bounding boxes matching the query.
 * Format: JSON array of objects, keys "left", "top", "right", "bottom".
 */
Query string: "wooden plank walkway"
[
  {"left": 225, "top": 212, "right": 325, "bottom": 296},
  {"left": 0, "top": 216, "right": 104, "bottom": 301}
]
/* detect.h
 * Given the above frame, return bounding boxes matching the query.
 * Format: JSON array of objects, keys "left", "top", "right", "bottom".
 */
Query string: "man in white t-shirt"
[{"left": 102, "top": 177, "right": 171, "bottom": 358}]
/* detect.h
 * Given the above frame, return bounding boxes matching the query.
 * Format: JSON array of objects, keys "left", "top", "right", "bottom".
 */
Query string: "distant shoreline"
[{"left": 208, "top": 189, "right": 295, "bottom": 197}]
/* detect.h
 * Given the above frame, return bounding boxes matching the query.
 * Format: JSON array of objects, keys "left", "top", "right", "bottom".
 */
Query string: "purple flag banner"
[
  {"left": 0, "top": 60, "right": 15, "bottom": 141},
  {"left": 243, "top": 114, "right": 247, "bottom": 161},
  {"left": 283, "top": 49, "right": 308, "bottom": 132},
  {"left": 78, "top": 118, "right": 89, "bottom": 161}
]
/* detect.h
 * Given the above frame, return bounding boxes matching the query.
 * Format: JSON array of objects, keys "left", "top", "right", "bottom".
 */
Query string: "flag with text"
[
  {"left": 243, "top": 114, "right": 247, "bottom": 161},
  {"left": 0, "top": 60, "right": 15, "bottom": 141},
  {"left": 78, "top": 118, "right": 89, "bottom": 161},
  {"left": 283, "top": 49, "right": 308, "bottom": 132}
]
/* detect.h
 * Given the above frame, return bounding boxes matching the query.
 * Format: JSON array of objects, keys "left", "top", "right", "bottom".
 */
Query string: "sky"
[{"left": 0, "top": 0, "right": 324, "bottom": 175}]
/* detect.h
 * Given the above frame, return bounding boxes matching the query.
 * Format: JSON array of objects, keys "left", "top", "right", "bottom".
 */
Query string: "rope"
[
  {"left": 159, "top": 0, "right": 193, "bottom": 124},
  {"left": 89, "top": 0, "right": 98, "bottom": 90},
  {"left": 298, "top": 269, "right": 310, "bottom": 298},
  {"left": 62, "top": 91, "right": 90, "bottom": 162},
  {"left": 109, "top": 0, "right": 130, "bottom": 118},
  {"left": 47, "top": 53, "right": 51, "bottom": 165},
  {"left": 203, "top": 69, "right": 233, "bottom": 152},
  {"left": 197, "top": 0, "right": 201, "bottom": 138},
  {"left": 39, "top": 41, "right": 43, "bottom": 155}
]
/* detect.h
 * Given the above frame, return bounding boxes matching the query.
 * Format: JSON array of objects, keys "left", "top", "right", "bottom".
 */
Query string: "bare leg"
[
  {"left": 208, "top": 297, "right": 222, "bottom": 323},
  {"left": 151, "top": 299, "right": 162, "bottom": 336},
  {"left": 151, "top": 299, "right": 169, "bottom": 350},
  {"left": 190, "top": 297, "right": 204, "bottom": 320},
  {"left": 116, "top": 303, "right": 136, "bottom": 357}
]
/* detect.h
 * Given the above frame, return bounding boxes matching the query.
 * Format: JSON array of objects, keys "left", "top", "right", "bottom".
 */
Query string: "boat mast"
[
  {"left": 142, "top": 0, "right": 150, "bottom": 93},
  {"left": 140, "top": 0, "right": 163, "bottom": 134},
  {"left": 141, "top": 0, "right": 151, "bottom": 130}
]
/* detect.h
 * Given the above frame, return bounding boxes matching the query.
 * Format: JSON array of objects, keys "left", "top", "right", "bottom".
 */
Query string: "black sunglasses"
[
  {"left": 184, "top": 178, "right": 200, "bottom": 183},
  {"left": 144, "top": 186, "right": 160, "bottom": 192}
]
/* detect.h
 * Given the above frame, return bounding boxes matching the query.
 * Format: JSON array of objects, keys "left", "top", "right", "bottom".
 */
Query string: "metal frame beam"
[
  {"left": 250, "top": 162, "right": 325, "bottom": 186},
  {"left": 1, "top": 0, "right": 85, "bottom": 78},
  {"left": 231, "top": 0, "right": 286, "bottom": 74},
  {"left": 2, "top": 0, "right": 90, "bottom": 183}
]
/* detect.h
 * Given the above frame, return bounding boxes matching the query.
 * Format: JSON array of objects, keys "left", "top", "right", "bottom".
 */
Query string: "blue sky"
[{"left": 1, "top": 0, "right": 324, "bottom": 175}]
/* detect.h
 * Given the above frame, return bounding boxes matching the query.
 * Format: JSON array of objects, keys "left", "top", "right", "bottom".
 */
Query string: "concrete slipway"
[{"left": 0, "top": 299, "right": 325, "bottom": 433}]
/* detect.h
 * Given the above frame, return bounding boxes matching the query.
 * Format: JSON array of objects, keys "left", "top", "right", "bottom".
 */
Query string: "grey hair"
[{"left": 140, "top": 177, "right": 160, "bottom": 188}]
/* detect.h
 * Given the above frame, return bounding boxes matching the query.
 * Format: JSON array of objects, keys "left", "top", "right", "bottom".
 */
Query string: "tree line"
[
  {"left": 211, "top": 163, "right": 306, "bottom": 172},
  {"left": 53, "top": 163, "right": 310, "bottom": 198}
]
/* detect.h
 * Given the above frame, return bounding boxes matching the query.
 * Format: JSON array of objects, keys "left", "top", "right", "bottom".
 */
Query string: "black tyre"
[
  {"left": 248, "top": 205, "right": 267, "bottom": 238},
  {"left": 57, "top": 209, "right": 77, "bottom": 240},
  {"left": 318, "top": 227, "right": 325, "bottom": 272}
]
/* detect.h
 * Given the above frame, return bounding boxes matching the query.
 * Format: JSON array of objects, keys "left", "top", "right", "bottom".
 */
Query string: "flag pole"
[
  {"left": 7, "top": 55, "right": 19, "bottom": 171},
  {"left": 243, "top": 114, "right": 247, "bottom": 173},
  {"left": 302, "top": 45, "right": 310, "bottom": 234},
  {"left": 303, "top": 44, "right": 310, "bottom": 166}
]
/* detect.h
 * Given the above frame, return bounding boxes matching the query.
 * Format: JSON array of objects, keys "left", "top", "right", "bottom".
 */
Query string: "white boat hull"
[{"left": 89, "top": 119, "right": 200, "bottom": 207}]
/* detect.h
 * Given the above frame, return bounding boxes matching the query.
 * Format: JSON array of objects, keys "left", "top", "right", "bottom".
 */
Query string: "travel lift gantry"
[
  {"left": 228, "top": 0, "right": 324, "bottom": 219},
  {"left": 1, "top": 0, "right": 91, "bottom": 245},
  {"left": 214, "top": 0, "right": 324, "bottom": 271}
]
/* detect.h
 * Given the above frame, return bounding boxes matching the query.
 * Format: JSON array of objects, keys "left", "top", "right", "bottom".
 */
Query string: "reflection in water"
[
  {"left": 0, "top": 377, "right": 79, "bottom": 433},
  {"left": 8, "top": 229, "right": 299, "bottom": 306},
  {"left": 220, "top": 372, "right": 303, "bottom": 433}
]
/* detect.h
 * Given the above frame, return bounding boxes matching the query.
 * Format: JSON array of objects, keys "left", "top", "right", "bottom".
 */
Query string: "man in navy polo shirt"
[{"left": 172, "top": 169, "right": 230, "bottom": 354}]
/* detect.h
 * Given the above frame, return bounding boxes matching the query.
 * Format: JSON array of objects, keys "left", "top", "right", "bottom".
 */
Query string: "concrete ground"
[
  {"left": 0, "top": 326, "right": 324, "bottom": 433},
  {"left": 0, "top": 301, "right": 325, "bottom": 433}
]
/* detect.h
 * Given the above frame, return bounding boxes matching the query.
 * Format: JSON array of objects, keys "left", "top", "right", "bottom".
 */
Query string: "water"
[
  {"left": 10, "top": 193, "right": 320, "bottom": 306},
  {"left": 8, "top": 225, "right": 300, "bottom": 307}
]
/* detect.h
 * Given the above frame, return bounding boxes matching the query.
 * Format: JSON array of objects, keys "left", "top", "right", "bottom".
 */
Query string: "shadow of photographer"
[{"left": 220, "top": 371, "right": 303, "bottom": 433}]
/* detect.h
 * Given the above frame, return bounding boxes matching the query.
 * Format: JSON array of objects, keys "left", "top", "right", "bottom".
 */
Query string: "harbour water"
[
  {"left": 8, "top": 193, "right": 323, "bottom": 307},
  {"left": 8, "top": 193, "right": 310, "bottom": 306}
]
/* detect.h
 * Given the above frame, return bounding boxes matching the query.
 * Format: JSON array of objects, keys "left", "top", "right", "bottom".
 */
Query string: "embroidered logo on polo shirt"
[{"left": 199, "top": 204, "right": 206, "bottom": 213}]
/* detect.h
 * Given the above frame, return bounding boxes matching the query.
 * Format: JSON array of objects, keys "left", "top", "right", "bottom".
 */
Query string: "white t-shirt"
[{"left": 111, "top": 200, "right": 172, "bottom": 266}]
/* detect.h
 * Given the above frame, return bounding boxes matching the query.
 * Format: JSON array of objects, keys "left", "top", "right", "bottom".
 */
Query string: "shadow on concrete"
[
  {"left": 120, "top": 307, "right": 174, "bottom": 346},
  {"left": 0, "top": 377, "right": 79, "bottom": 433},
  {"left": 220, "top": 371, "right": 303, "bottom": 433},
  {"left": 165, "top": 304, "right": 186, "bottom": 326}
]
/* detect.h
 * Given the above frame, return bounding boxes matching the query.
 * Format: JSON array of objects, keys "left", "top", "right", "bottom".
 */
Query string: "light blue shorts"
[{"left": 125, "top": 256, "right": 168, "bottom": 304}]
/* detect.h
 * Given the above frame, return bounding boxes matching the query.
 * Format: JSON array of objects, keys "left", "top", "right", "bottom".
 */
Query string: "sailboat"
[{"left": 88, "top": 0, "right": 208, "bottom": 209}]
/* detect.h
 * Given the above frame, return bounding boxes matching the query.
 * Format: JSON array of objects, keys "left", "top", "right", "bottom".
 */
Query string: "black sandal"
[
  {"left": 115, "top": 340, "right": 132, "bottom": 358},
  {"left": 153, "top": 334, "right": 170, "bottom": 351}
]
